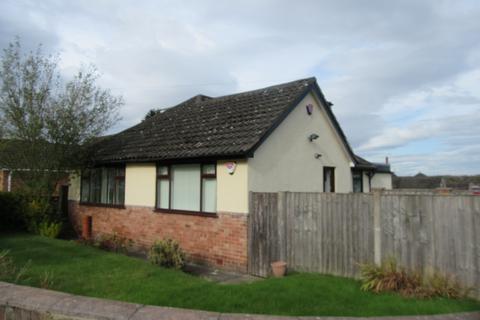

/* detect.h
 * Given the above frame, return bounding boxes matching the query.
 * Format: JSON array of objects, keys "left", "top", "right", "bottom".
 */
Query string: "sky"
[{"left": 1, "top": 0, "right": 479, "bottom": 176}]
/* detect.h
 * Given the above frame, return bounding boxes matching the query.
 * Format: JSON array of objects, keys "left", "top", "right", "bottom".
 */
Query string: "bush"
[
  {"left": 24, "top": 197, "right": 59, "bottom": 234},
  {"left": 0, "top": 192, "right": 28, "bottom": 231},
  {"left": 38, "top": 221, "right": 63, "bottom": 238},
  {"left": 148, "top": 239, "right": 185, "bottom": 270},
  {"left": 424, "top": 271, "right": 468, "bottom": 299},
  {"left": 93, "top": 233, "right": 133, "bottom": 253},
  {"left": 360, "top": 258, "right": 419, "bottom": 294},
  {"left": 360, "top": 258, "right": 470, "bottom": 299},
  {"left": 0, "top": 192, "right": 64, "bottom": 235}
]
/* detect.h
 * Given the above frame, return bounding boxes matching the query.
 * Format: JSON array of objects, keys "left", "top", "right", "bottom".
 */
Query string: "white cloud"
[{"left": 1, "top": 0, "right": 480, "bottom": 175}]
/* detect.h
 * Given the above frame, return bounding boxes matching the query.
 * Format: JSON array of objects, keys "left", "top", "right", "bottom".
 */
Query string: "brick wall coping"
[{"left": 0, "top": 282, "right": 479, "bottom": 320}]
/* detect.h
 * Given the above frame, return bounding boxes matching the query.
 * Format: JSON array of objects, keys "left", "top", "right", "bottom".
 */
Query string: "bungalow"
[{"left": 68, "top": 77, "right": 392, "bottom": 272}]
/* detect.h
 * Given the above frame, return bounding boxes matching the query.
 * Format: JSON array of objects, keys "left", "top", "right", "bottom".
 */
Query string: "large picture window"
[
  {"left": 80, "top": 166, "right": 125, "bottom": 206},
  {"left": 156, "top": 163, "right": 216, "bottom": 214}
]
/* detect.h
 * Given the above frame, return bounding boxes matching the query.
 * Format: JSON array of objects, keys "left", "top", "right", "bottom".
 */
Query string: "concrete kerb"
[
  {"left": 49, "top": 295, "right": 143, "bottom": 320},
  {"left": 1, "top": 282, "right": 479, "bottom": 320},
  {"left": 0, "top": 283, "right": 72, "bottom": 314},
  {"left": 130, "top": 305, "right": 220, "bottom": 320}
]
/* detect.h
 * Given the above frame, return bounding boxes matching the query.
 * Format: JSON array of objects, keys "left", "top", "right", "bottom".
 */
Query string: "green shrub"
[
  {"left": 24, "top": 197, "right": 56, "bottom": 233},
  {"left": 360, "top": 258, "right": 421, "bottom": 295},
  {"left": 360, "top": 258, "right": 470, "bottom": 299},
  {"left": 0, "top": 192, "right": 65, "bottom": 236},
  {"left": 423, "top": 271, "right": 469, "bottom": 299},
  {"left": 38, "top": 221, "right": 63, "bottom": 238},
  {"left": 94, "top": 233, "right": 133, "bottom": 253},
  {"left": 0, "top": 192, "right": 28, "bottom": 231},
  {"left": 148, "top": 239, "right": 185, "bottom": 269}
]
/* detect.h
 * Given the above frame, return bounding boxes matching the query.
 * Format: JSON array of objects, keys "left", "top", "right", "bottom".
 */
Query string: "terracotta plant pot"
[{"left": 271, "top": 261, "right": 287, "bottom": 277}]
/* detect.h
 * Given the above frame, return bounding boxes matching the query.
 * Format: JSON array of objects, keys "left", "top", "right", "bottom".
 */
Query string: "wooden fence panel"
[
  {"left": 249, "top": 192, "right": 374, "bottom": 277},
  {"left": 248, "top": 192, "right": 279, "bottom": 277},
  {"left": 380, "top": 194, "right": 480, "bottom": 297},
  {"left": 248, "top": 191, "right": 480, "bottom": 297}
]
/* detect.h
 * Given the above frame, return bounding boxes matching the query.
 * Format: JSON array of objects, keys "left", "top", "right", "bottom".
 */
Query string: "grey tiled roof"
[
  {"left": 354, "top": 155, "right": 392, "bottom": 173},
  {"left": 91, "top": 77, "right": 353, "bottom": 163},
  {"left": 354, "top": 155, "right": 376, "bottom": 170}
]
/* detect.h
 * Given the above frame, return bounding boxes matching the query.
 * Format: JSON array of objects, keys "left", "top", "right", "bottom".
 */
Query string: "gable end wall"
[{"left": 248, "top": 92, "right": 353, "bottom": 193}]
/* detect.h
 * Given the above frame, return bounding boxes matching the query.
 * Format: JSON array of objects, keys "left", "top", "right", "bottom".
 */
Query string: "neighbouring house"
[
  {"left": 68, "top": 77, "right": 392, "bottom": 272},
  {"left": 0, "top": 140, "right": 69, "bottom": 194},
  {"left": 0, "top": 166, "right": 69, "bottom": 195}
]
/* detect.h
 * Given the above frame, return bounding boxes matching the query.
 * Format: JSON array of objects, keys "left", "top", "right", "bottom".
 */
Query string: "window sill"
[
  {"left": 79, "top": 202, "right": 126, "bottom": 209},
  {"left": 153, "top": 208, "right": 218, "bottom": 218}
]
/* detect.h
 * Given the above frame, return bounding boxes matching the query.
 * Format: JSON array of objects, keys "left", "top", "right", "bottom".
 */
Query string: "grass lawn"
[{"left": 0, "top": 234, "right": 479, "bottom": 317}]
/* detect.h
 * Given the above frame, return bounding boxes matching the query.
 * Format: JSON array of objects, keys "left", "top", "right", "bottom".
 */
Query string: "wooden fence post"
[
  {"left": 247, "top": 191, "right": 253, "bottom": 274},
  {"left": 277, "top": 191, "right": 287, "bottom": 262},
  {"left": 373, "top": 189, "right": 382, "bottom": 265}
]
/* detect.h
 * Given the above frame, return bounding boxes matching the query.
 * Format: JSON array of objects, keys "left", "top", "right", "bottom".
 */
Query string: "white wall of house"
[
  {"left": 362, "top": 171, "right": 371, "bottom": 193},
  {"left": 125, "top": 163, "right": 156, "bottom": 206},
  {"left": 217, "top": 159, "right": 249, "bottom": 214},
  {"left": 248, "top": 92, "right": 354, "bottom": 193},
  {"left": 371, "top": 173, "right": 393, "bottom": 190}
]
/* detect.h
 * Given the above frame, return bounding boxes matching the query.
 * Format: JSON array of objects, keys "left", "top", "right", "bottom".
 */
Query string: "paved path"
[
  {"left": 184, "top": 264, "right": 260, "bottom": 284},
  {"left": 0, "top": 281, "right": 478, "bottom": 320}
]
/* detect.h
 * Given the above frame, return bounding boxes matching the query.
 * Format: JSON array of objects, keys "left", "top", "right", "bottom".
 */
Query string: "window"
[
  {"left": 81, "top": 166, "right": 125, "bottom": 206},
  {"left": 352, "top": 171, "right": 363, "bottom": 193},
  {"left": 156, "top": 166, "right": 170, "bottom": 210},
  {"left": 201, "top": 164, "right": 217, "bottom": 212},
  {"left": 323, "top": 167, "right": 335, "bottom": 193},
  {"left": 156, "top": 163, "right": 217, "bottom": 214}
]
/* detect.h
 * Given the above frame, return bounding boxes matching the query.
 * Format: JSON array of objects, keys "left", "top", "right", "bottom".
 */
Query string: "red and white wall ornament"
[{"left": 225, "top": 161, "right": 237, "bottom": 175}]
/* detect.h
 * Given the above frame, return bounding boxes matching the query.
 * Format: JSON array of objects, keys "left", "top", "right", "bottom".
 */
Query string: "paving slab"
[
  {"left": 184, "top": 264, "right": 260, "bottom": 284},
  {"left": 50, "top": 295, "right": 142, "bottom": 320},
  {"left": 299, "top": 317, "right": 366, "bottom": 320},
  {"left": 0, "top": 285, "right": 10, "bottom": 305},
  {"left": 219, "top": 313, "right": 301, "bottom": 320},
  {"left": 299, "top": 314, "right": 480, "bottom": 320},
  {"left": 1, "top": 283, "right": 71, "bottom": 313},
  {"left": 436, "top": 313, "right": 480, "bottom": 320},
  {"left": 130, "top": 305, "right": 220, "bottom": 320}
]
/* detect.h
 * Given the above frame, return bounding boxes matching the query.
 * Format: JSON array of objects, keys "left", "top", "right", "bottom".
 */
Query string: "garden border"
[{"left": 1, "top": 282, "right": 479, "bottom": 320}]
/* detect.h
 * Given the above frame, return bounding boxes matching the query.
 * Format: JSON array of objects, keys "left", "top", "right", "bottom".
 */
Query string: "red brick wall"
[{"left": 68, "top": 201, "right": 248, "bottom": 272}]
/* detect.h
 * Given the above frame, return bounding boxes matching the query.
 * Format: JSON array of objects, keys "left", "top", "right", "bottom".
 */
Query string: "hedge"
[
  {"left": 0, "top": 192, "right": 29, "bottom": 231},
  {"left": 0, "top": 192, "right": 63, "bottom": 233}
]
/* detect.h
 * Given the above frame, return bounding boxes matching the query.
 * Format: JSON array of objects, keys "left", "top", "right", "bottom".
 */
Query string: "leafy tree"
[
  {"left": 144, "top": 108, "right": 159, "bottom": 121},
  {"left": 0, "top": 39, "right": 123, "bottom": 195}
]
